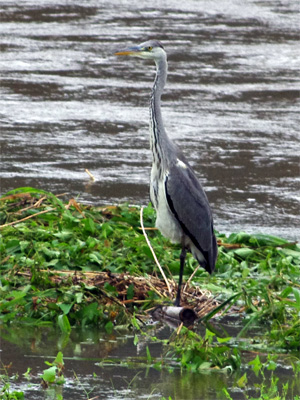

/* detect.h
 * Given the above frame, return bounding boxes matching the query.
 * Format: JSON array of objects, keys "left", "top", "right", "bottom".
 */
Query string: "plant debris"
[
  {"left": 0, "top": 187, "right": 299, "bottom": 354},
  {"left": 15, "top": 268, "right": 219, "bottom": 320}
]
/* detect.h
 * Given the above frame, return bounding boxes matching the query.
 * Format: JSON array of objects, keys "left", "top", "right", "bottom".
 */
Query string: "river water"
[
  {"left": 1, "top": 323, "right": 298, "bottom": 400},
  {"left": 0, "top": 0, "right": 299, "bottom": 240},
  {"left": 0, "top": 2, "right": 300, "bottom": 398}
]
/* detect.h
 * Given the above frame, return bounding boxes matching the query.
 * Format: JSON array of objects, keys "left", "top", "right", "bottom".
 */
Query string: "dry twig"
[
  {"left": 140, "top": 206, "right": 172, "bottom": 295},
  {"left": 183, "top": 265, "right": 200, "bottom": 293},
  {"left": 85, "top": 168, "right": 96, "bottom": 181},
  {"left": 0, "top": 208, "right": 56, "bottom": 229}
]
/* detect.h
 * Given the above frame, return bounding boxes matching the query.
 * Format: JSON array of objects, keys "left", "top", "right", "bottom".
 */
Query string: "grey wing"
[{"left": 165, "top": 162, "right": 217, "bottom": 273}]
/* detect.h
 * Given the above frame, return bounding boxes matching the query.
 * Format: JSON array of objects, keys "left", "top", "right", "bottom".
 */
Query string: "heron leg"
[{"left": 174, "top": 246, "right": 187, "bottom": 307}]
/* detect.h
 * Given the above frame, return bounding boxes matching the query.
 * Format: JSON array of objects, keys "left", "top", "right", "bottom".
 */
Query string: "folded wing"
[{"left": 165, "top": 160, "right": 217, "bottom": 273}]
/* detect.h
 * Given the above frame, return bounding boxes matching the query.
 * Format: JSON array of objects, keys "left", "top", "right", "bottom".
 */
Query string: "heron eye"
[{"left": 148, "top": 46, "right": 153, "bottom": 51}]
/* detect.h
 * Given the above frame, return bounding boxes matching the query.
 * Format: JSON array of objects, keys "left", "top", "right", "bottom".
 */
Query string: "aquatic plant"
[{"left": 0, "top": 186, "right": 299, "bottom": 397}]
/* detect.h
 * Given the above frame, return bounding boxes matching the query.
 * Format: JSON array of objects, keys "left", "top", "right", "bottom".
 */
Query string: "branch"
[
  {"left": 0, "top": 208, "right": 56, "bottom": 229},
  {"left": 139, "top": 206, "right": 172, "bottom": 295}
]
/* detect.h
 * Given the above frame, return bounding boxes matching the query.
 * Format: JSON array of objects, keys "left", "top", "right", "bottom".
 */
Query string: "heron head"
[{"left": 115, "top": 40, "right": 166, "bottom": 62}]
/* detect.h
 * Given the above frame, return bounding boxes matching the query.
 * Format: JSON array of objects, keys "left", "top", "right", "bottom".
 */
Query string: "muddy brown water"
[{"left": 0, "top": 1, "right": 300, "bottom": 398}]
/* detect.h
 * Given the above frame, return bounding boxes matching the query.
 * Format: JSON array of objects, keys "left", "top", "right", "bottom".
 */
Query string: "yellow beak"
[
  {"left": 115, "top": 50, "right": 136, "bottom": 56},
  {"left": 115, "top": 46, "right": 142, "bottom": 56}
]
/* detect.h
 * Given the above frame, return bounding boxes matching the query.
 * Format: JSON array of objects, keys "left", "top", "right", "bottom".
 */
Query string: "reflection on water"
[
  {"left": 0, "top": 0, "right": 299, "bottom": 240},
  {"left": 0, "top": 324, "right": 231, "bottom": 400},
  {"left": 1, "top": 322, "right": 299, "bottom": 400}
]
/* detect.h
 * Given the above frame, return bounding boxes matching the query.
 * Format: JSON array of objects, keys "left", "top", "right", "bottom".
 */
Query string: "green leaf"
[
  {"left": 237, "top": 373, "right": 248, "bottom": 388},
  {"left": 267, "top": 360, "right": 277, "bottom": 371},
  {"left": 75, "top": 292, "right": 83, "bottom": 303},
  {"left": 44, "top": 259, "right": 59, "bottom": 267},
  {"left": 227, "top": 232, "right": 251, "bottom": 244},
  {"left": 89, "top": 252, "right": 102, "bottom": 265},
  {"left": 58, "top": 303, "right": 73, "bottom": 315},
  {"left": 54, "top": 351, "right": 64, "bottom": 366},
  {"left": 131, "top": 315, "right": 141, "bottom": 330},
  {"left": 42, "top": 366, "right": 57, "bottom": 383},
  {"left": 198, "top": 361, "right": 212, "bottom": 370},
  {"left": 101, "top": 222, "right": 113, "bottom": 238},
  {"left": 280, "top": 286, "right": 293, "bottom": 298},
  {"left": 248, "top": 355, "right": 262, "bottom": 377},
  {"left": 81, "top": 302, "right": 99, "bottom": 325},
  {"left": 53, "top": 230, "right": 74, "bottom": 240},
  {"left": 20, "top": 240, "right": 30, "bottom": 251},
  {"left": 5, "top": 239, "right": 21, "bottom": 254},
  {"left": 279, "top": 248, "right": 300, "bottom": 263},
  {"left": 241, "top": 261, "right": 250, "bottom": 278},
  {"left": 83, "top": 218, "right": 95, "bottom": 234},
  {"left": 141, "top": 245, "right": 153, "bottom": 259},
  {"left": 133, "top": 334, "right": 139, "bottom": 346},
  {"left": 126, "top": 283, "right": 135, "bottom": 300},
  {"left": 146, "top": 346, "right": 152, "bottom": 363},
  {"left": 105, "top": 320, "right": 114, "bottom": 334},
  {"left": 181, "top": 350, "right": 192, "bottom": 366},
  {"left": 232, "top": 248, "right": 255, "bottom": 258},
  {"left": 41, "top": 246, "right": 60, "bottom": 258},
  {"left": 292, "top": 288, "right": 300, "bottom": 310},
  {"left": 217, "top": 336, "right": 232, "bottom": 344},
  {"left": 58, "top": 314, "right": 71, "bottom": 333},
  {"left": 250, "top": 233, "right": 289, "bottom": 246},
  {"left": 205, "top": 329, "right": 215, "bottom": 342}
]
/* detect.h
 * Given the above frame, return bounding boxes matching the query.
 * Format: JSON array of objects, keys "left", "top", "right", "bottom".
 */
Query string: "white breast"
[{"left": 150, "top": 166, "right": 183, "bottom": 244}]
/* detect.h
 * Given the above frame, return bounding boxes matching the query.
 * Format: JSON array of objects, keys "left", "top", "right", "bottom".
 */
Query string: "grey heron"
[{"left": 115, "top": 40, "right": 218, "bottom": 306}]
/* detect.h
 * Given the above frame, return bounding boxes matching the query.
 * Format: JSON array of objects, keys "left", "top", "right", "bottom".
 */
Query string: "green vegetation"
[
  {"left": 0, "top": 365, "right": 24, "bottom": 400},
  {"left": 41, "top": 351, "right": 65, "bottom": 388},
  {"left": 223, "top": 354, "right": 300, "bottom": 400},
  {"left": 0, "top": 187, "right": 299, "bottom": 399}
]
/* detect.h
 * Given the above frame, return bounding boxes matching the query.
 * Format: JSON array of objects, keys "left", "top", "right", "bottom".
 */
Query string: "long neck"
[{"left": 149, "top": 56, "right": 175, "bottom": 170}]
